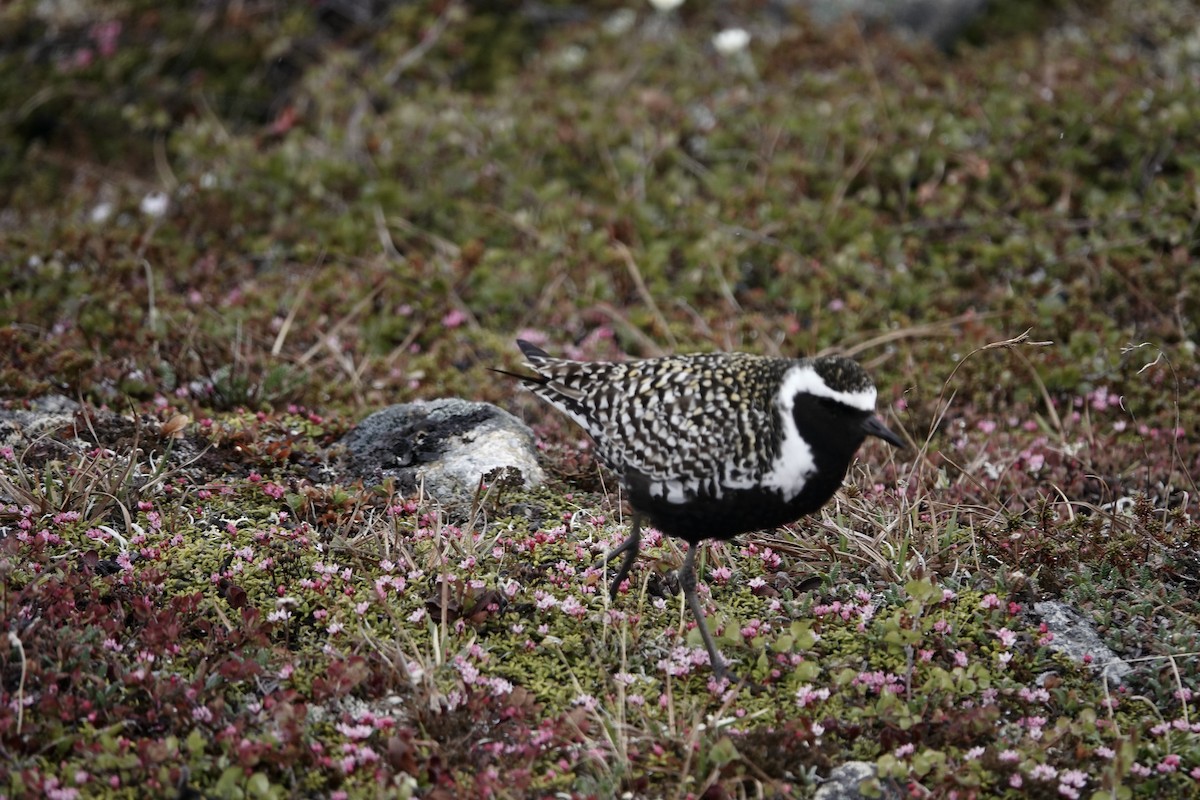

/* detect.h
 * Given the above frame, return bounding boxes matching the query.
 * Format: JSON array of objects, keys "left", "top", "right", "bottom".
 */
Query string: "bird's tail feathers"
[{"left": 489, "top": 365, "right": 547, "bottom": 385}]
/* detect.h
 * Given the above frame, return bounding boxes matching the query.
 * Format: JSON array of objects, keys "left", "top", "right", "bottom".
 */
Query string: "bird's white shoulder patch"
[{"left": 760, "top": 381, "right": 815, "bottom": 500}]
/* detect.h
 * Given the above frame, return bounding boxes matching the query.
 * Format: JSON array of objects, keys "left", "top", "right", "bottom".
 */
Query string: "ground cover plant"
[{"left": 1, "top": 0, "right": 1199, "bottom": 797}]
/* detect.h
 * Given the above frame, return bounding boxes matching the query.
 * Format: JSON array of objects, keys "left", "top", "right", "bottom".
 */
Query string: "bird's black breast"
[
  {"left": 625, "top": 464, "right": 853, "bottom": 545},
  {"left": 623, "top": 392, "right": 870, "bottom": 544}
]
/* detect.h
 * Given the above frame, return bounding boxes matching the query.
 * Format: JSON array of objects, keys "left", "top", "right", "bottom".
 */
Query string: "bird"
[{"left": 503, "top": 339, "right": 905, "bottom": 678}]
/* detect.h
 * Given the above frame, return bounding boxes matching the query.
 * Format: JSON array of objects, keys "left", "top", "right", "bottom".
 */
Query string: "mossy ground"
[{"left": 2, "top": 1, "right": 1199, "bottom": 797}]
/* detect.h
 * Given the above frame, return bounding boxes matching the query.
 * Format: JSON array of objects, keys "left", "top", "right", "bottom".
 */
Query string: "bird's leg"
[
  {"left": 679, "top": 543, "right": 727, "bottom": 680},
  {"left": 604, "top": 513, "right": 642, "bottom": 601}
]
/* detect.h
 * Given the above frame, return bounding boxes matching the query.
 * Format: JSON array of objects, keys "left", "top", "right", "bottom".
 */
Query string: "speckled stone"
[{"left": 341, "top": 399, "right": 544, "bottom": 509}]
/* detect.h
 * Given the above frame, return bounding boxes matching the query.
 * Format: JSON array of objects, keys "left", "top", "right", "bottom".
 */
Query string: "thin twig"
[
  {"left": 592, "top": 302, "right": 667, "bottom": 357},
  {"left": 272, "top": 278, "right": 312, "bottom": 357},
  {"left": 9, "top": 630, "right": 28, "bottom": 735},
  {"left": 614, "top": 242, "right": 676, "bottom": 350},
  {"left": 927, "top": 329, "right": 1053, "bottom": 441},
  {"left": 298, "top": 286, "right": 382, "bottom": 365},
  {"left": 835, "top": 311, "right": 1001, "bottom": 358},
  {"left": 385, "top": 0, "right": 461, "bottom": 84}
]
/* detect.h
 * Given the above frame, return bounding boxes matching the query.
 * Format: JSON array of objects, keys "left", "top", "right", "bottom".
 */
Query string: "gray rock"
[
  {"left": 341, "top": 399, "right": 545, "bottom": 508},
  {"left": 788, "top": 0, "right": 988, "bottom": 49},
  {"left": 816, "top": 761, "right": 901, "bottom": 800},
  {"left": 0, "top": 396, "right": 91, "bottom": 505},
  {"left": 0, "top": 395, "right": 82, "bottom": 447},
  {"left": 1033, "top": 600, "right": 1133, "bottom": 685}
]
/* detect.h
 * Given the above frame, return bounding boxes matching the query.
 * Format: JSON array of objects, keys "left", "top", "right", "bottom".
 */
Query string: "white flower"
[
  {"left": 139, "top": 190, "right": 169, "bottom": 217},
  {"left": 604, "top": 8, "right": 637, "bottom": 36},
  {"left": 713, "top": 28, "right": 750, "bottom": 55},
  {"left": 648, "top": 0, "right": 684, "bottom": 11},
  {"left": 90, "top": 201, "right": 113, "bottom": 224}
]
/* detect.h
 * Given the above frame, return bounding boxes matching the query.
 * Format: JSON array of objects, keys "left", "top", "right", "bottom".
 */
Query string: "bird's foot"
[{"left": 602, "top": 518, "right": 642, "bottom": 600}]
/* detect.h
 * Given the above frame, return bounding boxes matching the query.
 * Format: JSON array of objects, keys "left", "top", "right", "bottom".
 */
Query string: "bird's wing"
[{"left": 522, "top": 350, "right": 788, "bottom": 498}]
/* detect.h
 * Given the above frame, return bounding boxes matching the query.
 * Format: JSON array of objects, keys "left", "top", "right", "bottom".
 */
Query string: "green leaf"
[
  {"left": 214, "top": 766, "right": 245, "bottom": 799},
  {"left": 186, "top": 728, "right": 207, "bottom": 756},
  {"left": 904, "top": 578, "right": 939, "bottom": 604},
  {"left": 789, "top": 620, "right": 817, "bottom": 650},
  {"left": 794, "top": 660, "right": 821, "bottom": 682},
  {"left": 247, "top": 772, "right": 273, "bottom": 798},
  {"left": 875, "top": 754, "right": 904, "bottom": 779},
  {"left": 911, "top": 748, "right": 946, "bottom": 777},
  {"left": 706, "top": 736, "right": 740, "bottom": 769}
]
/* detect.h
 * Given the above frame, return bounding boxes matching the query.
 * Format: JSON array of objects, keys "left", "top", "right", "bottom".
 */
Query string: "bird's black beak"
[{"left": 863, "top": 415, "right": 905, "bottom": 448}]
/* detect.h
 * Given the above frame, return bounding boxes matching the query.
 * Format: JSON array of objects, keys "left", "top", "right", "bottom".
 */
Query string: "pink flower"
[
  {"left": 560, "top": 595, "right": 587, "bottom": 618},
  {"left": 1060, "top": 769, "right": 1087, "bottom": 788},
  {"left": 1158, "top": 754, "right": 1182, "bottom": 773},
  {"left": 91, "top": 20, "right": 121, "bottom": 57},
  {"left": 795, "top": 684, "right": 831, "bottom": 707},
  {"left": 44, "top": 779, "right": 81, "bottom": 800},
  {"left": 572, "top": 693, "right": 598, "bottom": 711},
  {"left": 1029, "top": 764, "right": 1057, "bottom": 781},
  {"left": 442, "top": 308, "right": 468, "bottom": 328}
]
